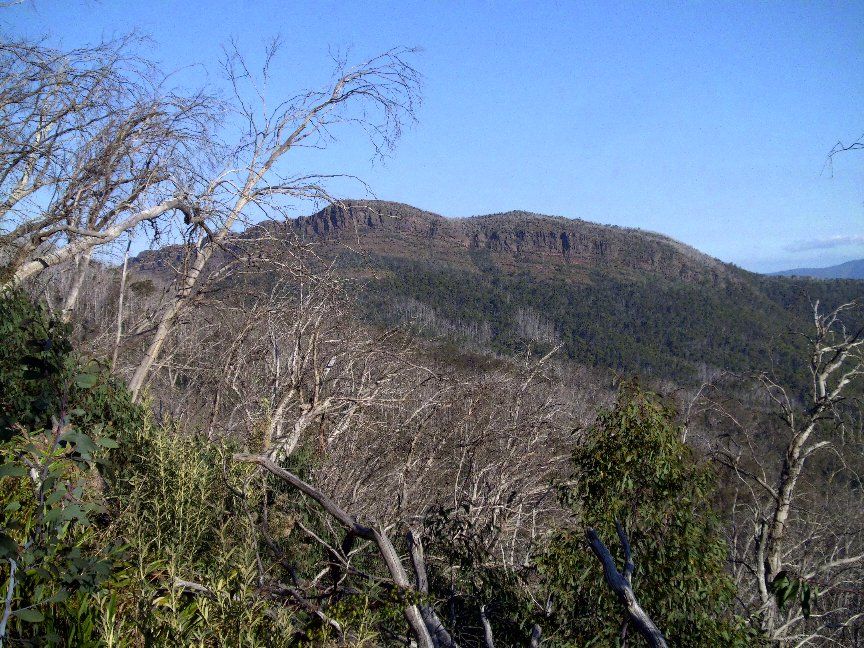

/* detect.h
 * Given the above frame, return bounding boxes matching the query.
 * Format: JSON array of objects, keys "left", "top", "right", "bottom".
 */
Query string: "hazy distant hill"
[
  {"left": 135, "top": 200, "right": 864, "bottom": 385},
  {"left": 770, "top": 259, "right": 864, "bottom": 280}
]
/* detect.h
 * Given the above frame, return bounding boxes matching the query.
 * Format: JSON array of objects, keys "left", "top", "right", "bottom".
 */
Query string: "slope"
[{"left": 136, "top": 200, "right": 864, "bottom": 385}]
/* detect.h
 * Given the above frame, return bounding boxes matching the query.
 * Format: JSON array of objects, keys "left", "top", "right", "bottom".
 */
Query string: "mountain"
[
  {"left": 136, "top": 200, "right": 864, "bottom": 385},
  {"left": 288, "top": 201, "right": 734, "bottom": 284},
  {"left": 770, "top": 258, "right": 864, "bottom": 280}
]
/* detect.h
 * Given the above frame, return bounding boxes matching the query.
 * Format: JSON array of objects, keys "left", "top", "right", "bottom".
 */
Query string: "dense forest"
[
  {"left": 2, "top": 27, "right": 864, "bottom": 648},
  {"left": 353, "top": 249, "right": 864, "bottom": 386}
]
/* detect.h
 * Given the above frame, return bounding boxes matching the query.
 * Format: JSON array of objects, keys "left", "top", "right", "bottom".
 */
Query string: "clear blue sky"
[{"left": 5, "top": 0, "right": 863, "bottom": 272}]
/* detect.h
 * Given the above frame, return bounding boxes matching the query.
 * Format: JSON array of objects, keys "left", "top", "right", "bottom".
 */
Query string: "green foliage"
[
  {"left": 112, "top": 419, "right": 241, "bottom": 566},
  {"left": 769, "top": 571, "right": 817, "bottom": 620},
  {"left": 422, "top": 505, "right": 538, "bottom": 647},
  {"left": 98, "top": 416, "right": 302, "bottom": 646},
  {"left": 539, "top": 383, "right": 756, "bottom": 646},
  {"left": 0, "top": 290, "right": 144, "bottom": 645},
  {"left": 0, "top": 291, "right": 70, "bottom": 438},
  {"left": 0, "top": 291, "right": 296, "bottom": 646},
  {"left": 351, "top": 253, "right": 863, "bottom": 386},
  {"left": 0, "top": 289, "right": 145, "bottom": 442},
  {"left": 0, "top": 424, "right": 120, "bottom": 645}
]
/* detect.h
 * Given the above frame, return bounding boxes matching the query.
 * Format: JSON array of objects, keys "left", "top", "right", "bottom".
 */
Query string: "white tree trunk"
[
  {"left": 60, "top": 248, "right": 93, "bottom": 323},
  {"left": 111, "top": 240, "right": 131, "bottom": 370}
]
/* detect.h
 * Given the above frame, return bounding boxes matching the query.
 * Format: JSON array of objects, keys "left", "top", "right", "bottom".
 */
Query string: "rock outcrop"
[{"left": 289, "top": 200, "right": 739, "bottom": 287}]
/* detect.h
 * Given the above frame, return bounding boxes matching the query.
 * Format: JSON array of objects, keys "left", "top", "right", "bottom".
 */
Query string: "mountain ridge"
[
  {"left": 286, "top": 200, "right": 739, "bottom": 287},
  {"left": 770, "top": 258, "right": 864, "bottom": 280},
  {"left": 132, "top": 200, "right": 864, "bottom": 384}
]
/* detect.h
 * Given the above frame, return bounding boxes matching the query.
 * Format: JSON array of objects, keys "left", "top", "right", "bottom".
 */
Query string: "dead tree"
[
  {"left": 233, "top": 452, "right": 435, "bottom": 648},
  {"left": 127, "top": 43, "right": 420, "bottom": 398},
  {"left": 0, "top": 36, "right": 212, "bottom": 289},
  {"left": 699, "top": 300, "right": 864, "bottom": 643},
  {"left": 407, "top": 530, "right": 461, "bottom": 648},
  {"left": 755, "top": 301, "right": 864, "bottom": 639},
  {"left": 586, "top": 521, "right": 668, "bottom": 648},
  {"left": 319, "top": 348, "right": 587, "bottom": 567}
]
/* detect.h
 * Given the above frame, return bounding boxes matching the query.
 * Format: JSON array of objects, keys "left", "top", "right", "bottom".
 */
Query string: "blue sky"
[{"left": 5, "top": 0, "right": 863, "bottom": 272}]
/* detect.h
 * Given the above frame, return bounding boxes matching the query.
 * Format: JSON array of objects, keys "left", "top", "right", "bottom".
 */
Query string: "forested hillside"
[{"left": 133, "top": 200, "right": 864, "bottom": 386}]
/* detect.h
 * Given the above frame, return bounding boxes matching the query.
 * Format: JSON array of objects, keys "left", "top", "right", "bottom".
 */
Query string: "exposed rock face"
[{"left": 290, "top": 200, "right": 738, "bottom": 286}]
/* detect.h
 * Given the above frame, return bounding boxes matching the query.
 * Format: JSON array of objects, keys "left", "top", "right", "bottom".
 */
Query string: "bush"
[
  {"left": 0, "top": 292, "right": 289, "bottom": 646},
  {"left": 0, "top": 290, "right": 145, "bottom": 644},
  {"left": 540, "top": 383, "right": 756, "bottom": 646}
]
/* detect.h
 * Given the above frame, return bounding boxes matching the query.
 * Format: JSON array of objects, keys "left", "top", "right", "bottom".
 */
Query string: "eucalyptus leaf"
[
  {"left": 74, "top": 373, "right": 98, "bottom": 389},
  {"left": 0, "top": 463, "right": 27, "bottom": 478},
  {"left": 0, "top": 533, "right": 18, "bottom": 558},
  {"left": 802, "top": 584, "right": 812, "bottom": 619},
  {"left": 13, "top": 608, "right": 44, "bottom": 623}
]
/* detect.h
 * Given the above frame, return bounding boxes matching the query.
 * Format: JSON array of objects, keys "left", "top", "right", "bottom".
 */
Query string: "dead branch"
[
  {"left": 233, "top": 452, "right": 434, "bottom": 648},
  {"left": 586, "top": 521, "right": 668, "bottom": 648}
]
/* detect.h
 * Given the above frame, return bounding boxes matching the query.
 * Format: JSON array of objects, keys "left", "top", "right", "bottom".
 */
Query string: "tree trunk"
[
  {"left": 586, "top": 525, "right": 668, "bottom": 648},
  {"left": 60, "top": 248, "right": 93, "bottom": 322},
  {"left": 128, "top": 234, "right": 212, "bottom": 399},
  {"left": 111, "top": 240, "right": 131, "bottom": 370},
  {"left": 5, "top": 198, "right": 183, "bottom": 288}
]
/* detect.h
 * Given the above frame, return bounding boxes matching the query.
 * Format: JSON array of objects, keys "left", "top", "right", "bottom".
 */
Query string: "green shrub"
[
  {"left": 540, "top": 383, "right": 756, "bottom": 646},
  {"left": 0, "top": 290, "right": 144, "bottom": 645},
  {"left": 0, "top": 291, "right": 289, "bottom": 646},
  {"left": 0, "top": 289, "right": 145, "bottom": 442}
]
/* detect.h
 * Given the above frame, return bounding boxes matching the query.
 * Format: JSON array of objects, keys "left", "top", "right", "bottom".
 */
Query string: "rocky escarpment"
[
  {"left": 291, "top": 200, "right": 743, "bottom": 287},
  {"left": 131, "top": 200, "right": 748, "bottom": 289}
]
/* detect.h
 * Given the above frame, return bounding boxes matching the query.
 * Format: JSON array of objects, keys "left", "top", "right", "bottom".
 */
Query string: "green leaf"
[
  {"left": 46, "top": 589, "right": 70, "bottom": 604},
  {"left": 63, "top": 504, "right": 88, "bottom": 523},
  {"left": 0, "top": 464, "right": 27, "bottom": 478},
  {"left": 74, "top": 373, "right": 98, "bottom": 389},
  {"left": 43, "top": 508, "right": 64, "bottom": 525},
  {"left": 769, "top": 570, "right": 789, "bottom": 594},
  {"left": 0, "top": 533, "right": 18, "bottom": 559},
  {"left": 773, "top": 576, "right": 800, "bottom": 610},
  {"left": 802, "top": 583, "right": 812, "bottom": 619},
  {"left": 62, "top": 430, "right": 97, "bottom": 456},
  {"left": 13, "top": 608, "right": 44, "bottom": 623},
  {"left": 46, "top": 490, "right": 65, "bottom": 506},
  {"left": 96, "top": 437, "right": 119, "bottom": 449}
]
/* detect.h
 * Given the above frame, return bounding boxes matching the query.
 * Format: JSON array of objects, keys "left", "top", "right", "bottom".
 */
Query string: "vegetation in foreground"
[{"left": 1, "top": 289, "right": 753, "bottom": 646}]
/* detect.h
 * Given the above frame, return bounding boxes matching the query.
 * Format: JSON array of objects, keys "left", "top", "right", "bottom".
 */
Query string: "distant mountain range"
[
  {"left": 134, "top": 200, "right": 864, "bottom": 385},
  {"left": 770, "top": 259, "right": 864, "bottom": 280}
]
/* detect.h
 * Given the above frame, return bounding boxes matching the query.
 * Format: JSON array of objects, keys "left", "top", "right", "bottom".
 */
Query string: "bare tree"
[
  {"left": 319, "top": 347, "right": 593, "bottom": 570},
  {"left": 127, "top": 43, "right": 420, "bottom": 399},
  {"left": 0, "top": 36, "right": 213, "bottom": 289},
  {"left": 824, "top": 132, "right": 863, "bottom": 177},
  {"left": 699, "top": 300, "right": 864, "bottom": 644}
]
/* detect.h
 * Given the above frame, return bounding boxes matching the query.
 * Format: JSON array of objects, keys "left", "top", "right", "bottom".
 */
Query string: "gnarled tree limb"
[
  {"left": 586, "top": 521, "right": 667, "bottom": 648},
  {"left": 233, "top": 452, "right": 434, "bottom": 648},
  {"left": 407, "top": 530, "right": 460, "bottom": 648}
]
